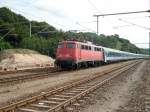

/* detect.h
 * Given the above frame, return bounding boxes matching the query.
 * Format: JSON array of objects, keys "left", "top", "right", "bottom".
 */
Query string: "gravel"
[
  {"left": 0, "top": 61, "right": 131, "bottom": 107},
  {"left": 80, "top": 60, "right": 147, "bottom": 112}
]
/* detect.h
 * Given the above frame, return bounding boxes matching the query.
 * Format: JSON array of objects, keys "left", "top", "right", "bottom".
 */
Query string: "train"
[{"left": 55, "top": 40, "right": 147, "bottom": 69}]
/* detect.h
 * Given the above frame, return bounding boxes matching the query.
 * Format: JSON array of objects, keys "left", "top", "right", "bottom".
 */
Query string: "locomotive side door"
[{"left": 78, "top": 44, "right": 81, "bottom": 60}]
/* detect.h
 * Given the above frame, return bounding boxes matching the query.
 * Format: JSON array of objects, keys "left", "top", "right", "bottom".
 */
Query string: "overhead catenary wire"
[
  {"left": 94, "top": 10, "right": 150, "bottom": 17},
  {"left": 76, "top": 22, "right": 96, "bottom": 33},
  {"left": 88, "top": 0, "right": 103, "bottom": 14},
  {"left": 118, "top": 18, "right": 150, "bottom": 30},
  {"left": 113, "top": 25, "right": 133, "bottom": 29},
  {"left": 120, "top": 16, "right": 150, "bottom": 20},
  {"left": 87, "top": 0, "right": 117, "bottom": 34}
]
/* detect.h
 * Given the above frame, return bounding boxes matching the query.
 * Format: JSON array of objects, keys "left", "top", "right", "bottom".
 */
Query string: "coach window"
[
  {"left": 85, "top": 46, "right": 88, "bottom": 50},
  {"left": 67, "top": 43, "right": 75, "bottom": 48},
  {"left": 81, "top": 45, "right": 84, "bottom": 49},
  {"left": 58, "top": 43, "right": 64, "bottom": 48},
  {"left": 89, "top": 46, "right": 91, "bottom": 50}
]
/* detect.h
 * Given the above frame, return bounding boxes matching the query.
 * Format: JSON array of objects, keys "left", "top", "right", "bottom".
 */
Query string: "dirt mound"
[{"left": 0, "top": 49, "right": 54, "bottom": 71}]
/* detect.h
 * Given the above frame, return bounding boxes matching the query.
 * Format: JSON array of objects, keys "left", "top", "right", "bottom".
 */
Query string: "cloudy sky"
[{"left": 0, "top": 0, "right": 150, "bottom": 48}]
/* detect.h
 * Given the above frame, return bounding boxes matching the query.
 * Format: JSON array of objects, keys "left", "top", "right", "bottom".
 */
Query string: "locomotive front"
[{"left": 55, "top": 41, "right": 78, "bottom": 68}]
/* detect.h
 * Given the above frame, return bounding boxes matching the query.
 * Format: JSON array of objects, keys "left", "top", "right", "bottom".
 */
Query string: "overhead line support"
[
  {"left": 94, "top": 10, "right": 150, "bottom": 17},
  {"left": 93, "top": 10, "right": 150, "bottom": 35}
]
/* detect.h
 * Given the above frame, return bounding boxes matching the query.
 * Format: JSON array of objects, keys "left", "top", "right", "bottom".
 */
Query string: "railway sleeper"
[
  {"left": 145, "top": 98, "right": 150, "bottom": 101},
  {"left": 145, "top": 90, "right": 150, "bottom": 93},
  {"left": 39, "top": 100, "right": 60, "bottom": 105},
  {"left": 54, "top": 95, "right": 72, "bottom": 99},
  {"left": 68, "top": 90, "right": 82, "bottom": 93},
  {"left": 47, "top": 97, "right": 66, "bottom": 102},
  {"left": 145, "top": 101, "right": 150, "bottom": 106},
  {"left": 75, "top": 86, "right": 93, "bottom": 90},
  {"left": 75, "top": 87, "right": 89, "bottom": 90},
  {"left": 73, "top": 88, "right": 86, "bottom": 91},
  {"left": 145, "top": 107, "right": 150, "bottom": 111},
  {"left": 145, "top": 92, "right": 150, "bottom": 96},
  {"left": 30, "top": 103, "right": 50, "bottom": 109},
  {"left": 18, "top": 107, "right": 41, "bottom": 112},
  {"left": 62, "top": 92, "right": 76, "bottom": 96}
]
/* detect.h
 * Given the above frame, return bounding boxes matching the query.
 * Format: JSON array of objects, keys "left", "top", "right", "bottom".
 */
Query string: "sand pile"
[{"left": 0, "top": 49, "right": 54, "bottom": 71}]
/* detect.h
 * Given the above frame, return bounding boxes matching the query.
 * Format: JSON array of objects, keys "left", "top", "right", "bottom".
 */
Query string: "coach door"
[{"left": 102, "top": 48, "right": 106, "bottom": 62}]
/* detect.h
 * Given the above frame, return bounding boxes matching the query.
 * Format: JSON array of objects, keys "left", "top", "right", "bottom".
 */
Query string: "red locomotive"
[{"left": 55, "top": 40, "right": 104, "bottom": 69}]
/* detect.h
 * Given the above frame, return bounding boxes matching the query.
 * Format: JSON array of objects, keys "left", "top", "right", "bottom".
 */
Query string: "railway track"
[
  {"left": 0, "top": 60, "right": 142, "bottom": 112},
  {"left": 0, "top": 61, "right": 134, "bottom": 85},
  {"left": 0, "top": 68, "right": 60, "bottom": 85},
  {"left": 144, "top": 61, "right": 150, "bottom": 112},
  {"left": 0, "top": 67, "right": 54, "bottom": 75}
]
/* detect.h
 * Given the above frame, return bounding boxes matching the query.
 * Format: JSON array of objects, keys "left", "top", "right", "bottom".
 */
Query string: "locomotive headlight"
[
  {"left": 58, "top": 54, "right": 62, "bottom": 58},
  {"left": 65, "top": 54, "right": 71, "bottom": 57},
  {"left": 58, "top": 54, "right": 72, "bottom": 58}
]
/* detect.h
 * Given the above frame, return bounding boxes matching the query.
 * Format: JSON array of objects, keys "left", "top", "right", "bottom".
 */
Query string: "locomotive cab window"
[
  {"left": 67, "top": 43, "right": 75, "bottom": 48},
  {"left": 58, "top": 43, "right": 64, "bottom": 48},
  {"left": 77, "top": 44, "right": 81, "bottom": 49}
]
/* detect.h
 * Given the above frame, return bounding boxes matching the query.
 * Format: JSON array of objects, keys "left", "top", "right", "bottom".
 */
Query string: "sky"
[{"left": 0, "top": 0, "right": 150, "bottom": 48}]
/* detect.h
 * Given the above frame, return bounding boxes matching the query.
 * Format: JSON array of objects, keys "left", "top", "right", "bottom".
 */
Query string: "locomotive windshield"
[
  {"left": 66, "top": 43, "right": 75, "bottom": 48},
  {"left": 58, "top": 43, "right": 64, "bottom": 48}
]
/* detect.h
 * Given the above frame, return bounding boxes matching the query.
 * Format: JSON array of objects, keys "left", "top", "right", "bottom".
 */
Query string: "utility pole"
[
  {"left": 29, "top": 21, "right": 31, "bottom": 37},
  {"left": 96, "top": 16, "right": 99, "bottom": 35}
]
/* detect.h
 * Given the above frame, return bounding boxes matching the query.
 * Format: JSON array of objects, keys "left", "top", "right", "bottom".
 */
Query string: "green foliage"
[
  {"left": 20, "top": 35, "right": 59, "bottom": 57},
  {"left": 0, "top": 7, "right": 148, "bottom": 58},
  {"left": 140, "top": 48, "right": 149, "bottom": 55},
  {"left": 0, "top": 37, "right": 12, "bottom": 51}
]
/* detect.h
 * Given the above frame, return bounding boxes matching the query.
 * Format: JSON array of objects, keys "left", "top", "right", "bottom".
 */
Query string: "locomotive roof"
[{"left": 60, "top": 40, "right": 102, "bottom": 47}]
